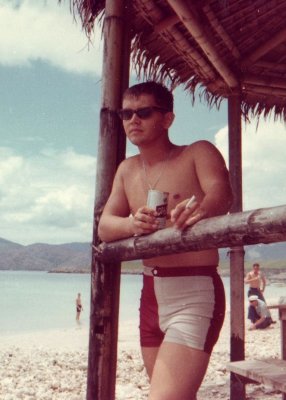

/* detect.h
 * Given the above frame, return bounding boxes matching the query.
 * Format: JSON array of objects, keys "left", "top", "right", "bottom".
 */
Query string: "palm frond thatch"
[{"left": 64, "top": 0, "right": 286, "bottom": 121}]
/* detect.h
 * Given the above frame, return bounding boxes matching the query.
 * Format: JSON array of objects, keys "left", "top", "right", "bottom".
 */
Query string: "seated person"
[{"left": 248, "top": 295, "right": 273, "bottom": 330}]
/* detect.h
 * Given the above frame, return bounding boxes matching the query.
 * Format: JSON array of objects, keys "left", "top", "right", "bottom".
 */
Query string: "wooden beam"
[
  {"left": 154, "top": 14, "right": 179, "bottom": 33},
  {"left": 228, "top": 94, "right": 245, "bottom": 400},
  {"left": 166, "top": 0, "right": 239, "bottom": 88},
  {"left": 242, "top": 26, "right": 286, "bottom": 66},
  {"left": 163, "top": 25, "right": 217, "bottom": 81},
  {"left": 86, "top": 1, "right": 130, "bottom": 399},
  {"left": 254, "top": 61, "right": 286, "bottom": 73},
  {"left": 228, "top": 94, "right": 242, "bottom": 214},
  {"left": 243, "top": 74, "right": 286, "bottom": 90},
  {"left": 94, "top": 205, "right": 286, "bottom": 262},
  {"left": 203, "top": 4, "right": 240, "bottom": 59},
  {"left": 243, "top": 84, "right": 286, "bottom": 98},
  {"left": 136, "top": 1, "right": 217, "bottom": 82}
]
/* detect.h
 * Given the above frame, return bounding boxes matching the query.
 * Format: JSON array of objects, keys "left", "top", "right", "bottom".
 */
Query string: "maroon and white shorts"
[{"left": 139, "top": 265, "right": 225, "bottom": 354}]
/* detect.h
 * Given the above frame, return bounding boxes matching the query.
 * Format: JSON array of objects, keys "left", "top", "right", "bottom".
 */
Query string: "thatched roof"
[{"left": 67, "top": 0, "right": 286, "bottom": 120}]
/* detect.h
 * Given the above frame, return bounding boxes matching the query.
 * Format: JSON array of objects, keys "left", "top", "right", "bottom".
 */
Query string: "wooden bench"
[
  {"left": 268, "top": 303, "right": 286, "bottom": 360},
  {"left": 227, "top": 358, "right": 286, "bottom": 394},
  {"left": 228, "top": 301, "right": 286, "bottom": 399}
]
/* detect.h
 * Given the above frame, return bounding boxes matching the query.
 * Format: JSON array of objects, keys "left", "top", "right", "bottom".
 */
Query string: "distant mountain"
[
  {"left": 0, "top": 238, "right": 91, "bottom": 272},
  {"left": 0, "top": 237, "right": 285, "bottom": 272},
  {"left": 0, "top": 237, "right": 23, "bottom": 250},
  {"left": 219, "top": 242, "right": 286, "bottom": 267}
]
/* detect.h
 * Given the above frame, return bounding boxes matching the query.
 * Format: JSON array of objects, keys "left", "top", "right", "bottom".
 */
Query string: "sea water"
[
  {"left": 0, "top": 271, "right": 141, "bottom": 335},
  {"left": 1, "top": 271, "right": 285, "bottom": 335}
]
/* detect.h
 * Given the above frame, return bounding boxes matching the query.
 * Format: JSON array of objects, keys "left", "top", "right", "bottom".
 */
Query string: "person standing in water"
[{"left": 76, "top": 293, "right": 83, "bottom": 322}]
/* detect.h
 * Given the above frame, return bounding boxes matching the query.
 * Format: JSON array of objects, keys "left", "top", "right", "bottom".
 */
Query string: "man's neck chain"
[{"left": 141, "top": 149, "right": 173, "bottom": 190}]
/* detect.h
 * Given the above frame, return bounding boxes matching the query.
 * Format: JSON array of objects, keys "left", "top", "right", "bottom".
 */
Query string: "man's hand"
[
  {"left": 133, "top": 206, "right": 160, "bottom": 236},
  {"left": 170, "top": 197, "right": 206, "bottom": 230}
]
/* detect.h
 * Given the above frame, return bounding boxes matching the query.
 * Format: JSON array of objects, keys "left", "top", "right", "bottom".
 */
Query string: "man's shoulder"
[
  {"left": 187, "top": 140, "right": 220, "bottom": 156},
  {"left": 188, "top": 140, "right": 214, "bottom": 149},
  {"left": 118, "top": 155, "right": 139, "bottom": 170},
  {"left": 115, "top": 155, "right": 141, "bottom": 182}
]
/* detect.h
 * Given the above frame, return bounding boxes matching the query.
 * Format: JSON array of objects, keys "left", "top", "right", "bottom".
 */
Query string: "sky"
[{"left": 0, "top": 0, "right": 286, "bottom": 246}]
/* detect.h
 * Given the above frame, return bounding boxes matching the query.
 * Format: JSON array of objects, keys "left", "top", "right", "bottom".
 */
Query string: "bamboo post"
[
  {"left": 281, "top": 308, "right": 286, "bottom": 400},
  {"left": 87, "top": 1, "right": 130, "bottom": 399},
  {"left": 228, "top": 93, "right": 245, "bottom": 400}
]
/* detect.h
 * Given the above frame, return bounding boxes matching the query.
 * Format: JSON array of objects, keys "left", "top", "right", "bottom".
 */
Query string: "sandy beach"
[{"left": 0, "top": 307, "right": 282, "bottom": 400}]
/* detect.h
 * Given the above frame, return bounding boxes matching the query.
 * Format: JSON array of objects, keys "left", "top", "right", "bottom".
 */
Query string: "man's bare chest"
[{"left": 124, "top": 162, "right": 200, "bottom": 215}]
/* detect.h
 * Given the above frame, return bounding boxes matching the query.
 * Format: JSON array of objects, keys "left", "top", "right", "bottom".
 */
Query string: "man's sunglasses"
[{"left": 118, "top": 106, "right": 169, "bottom": 121}]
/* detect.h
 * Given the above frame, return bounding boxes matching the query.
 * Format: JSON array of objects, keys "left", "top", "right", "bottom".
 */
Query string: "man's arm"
[
  {"left": 249, "top": 315, "right": 265, "bottom": 330},
  {"left": 193, "top": 141, "right": 233, "bottom": 217},
  {"left": 244, "top": 272, "right": 252, "bottom": 283},
  {"left": 244, "top": 272, "right": 257, "bottom": 284},
  {"left": 261, "top": 273, "right": 266, "bottom": 291},
  {"left": 171, "top": 141, "right": 233, "bottom": 229},
  {"left": 98, "top": 163, "right": 135, "bottom": 242}
]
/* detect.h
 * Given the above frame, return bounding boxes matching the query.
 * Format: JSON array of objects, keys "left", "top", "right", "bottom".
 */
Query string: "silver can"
[{"left": 147, "top": 189, "right": 169, "bottom": 229}]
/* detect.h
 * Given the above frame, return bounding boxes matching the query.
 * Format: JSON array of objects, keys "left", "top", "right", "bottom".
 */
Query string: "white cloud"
[
  {"left": 215, "top": 115, "right": 286, "bottom": 211},
  {"left": 0, "top": 146, "right": 96, "bottom": 244},
  {"left": 0, "top": 0, "right": 103, "bottom": 75}
]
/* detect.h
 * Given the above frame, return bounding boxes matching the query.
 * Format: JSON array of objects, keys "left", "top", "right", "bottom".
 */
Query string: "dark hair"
[{"left": 123, "top": 81, "right": 174, "bottom": 112}]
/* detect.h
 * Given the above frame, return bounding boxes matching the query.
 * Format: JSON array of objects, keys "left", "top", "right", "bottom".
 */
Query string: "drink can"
[{"left": 147, "top": 190, "right": 169, "bottom": 229}]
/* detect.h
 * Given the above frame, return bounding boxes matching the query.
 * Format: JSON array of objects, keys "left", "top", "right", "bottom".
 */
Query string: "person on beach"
[
  {"left": 244, "top": 262, "right": 266, "bottom": 301},
  {"left": 248, "top": 295, "right": 273, "bottom": 330},
  {"left": 76, "top": 293, "right": 83, "bottom": 322},
  {"left": 98, "top": 81, "right": 233, "bottom": 400}
]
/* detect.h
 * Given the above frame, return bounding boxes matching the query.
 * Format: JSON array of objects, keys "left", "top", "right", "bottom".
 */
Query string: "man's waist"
[{"left": 143, "top": 265, "right": 218, "bottom": 277}]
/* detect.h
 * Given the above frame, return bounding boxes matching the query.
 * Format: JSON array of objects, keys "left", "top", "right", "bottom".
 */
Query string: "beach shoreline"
[{"left": 0, "top": 309, "right": 283, "bottom": 400}]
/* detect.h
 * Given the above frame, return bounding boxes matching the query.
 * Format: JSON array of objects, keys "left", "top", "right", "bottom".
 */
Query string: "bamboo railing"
[{"left": 93, "top": 205, "right": 286, "bottom": 262}]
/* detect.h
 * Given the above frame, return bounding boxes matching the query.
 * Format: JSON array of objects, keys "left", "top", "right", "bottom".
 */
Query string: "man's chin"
[{"left": 128, "top": 136, "right": 144, "bottom": 146}]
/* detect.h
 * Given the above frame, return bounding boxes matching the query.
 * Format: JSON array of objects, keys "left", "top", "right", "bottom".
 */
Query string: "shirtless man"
[
  {"left": 98, "top": 81, "right": 233, "bottom": 400},
  {"left": 244, "top": 262, "right": 266, "bottom": 301}
]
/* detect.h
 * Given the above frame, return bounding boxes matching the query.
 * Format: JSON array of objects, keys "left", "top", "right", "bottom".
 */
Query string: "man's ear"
[{"left": 163, "top": 112, "right": 175, "bottom": 129}]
